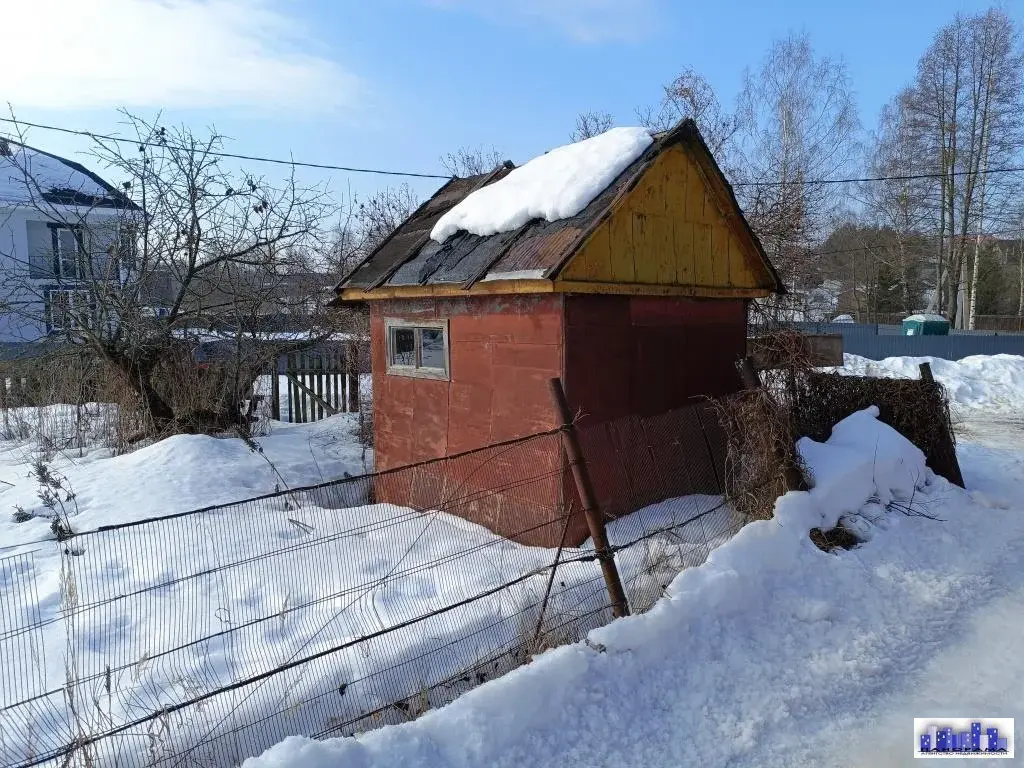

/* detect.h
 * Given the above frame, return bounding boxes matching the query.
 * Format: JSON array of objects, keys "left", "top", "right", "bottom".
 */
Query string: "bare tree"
[
  {"left": 439, "top": 146, "right": 506, "bottom": 178},
  {"left": 860, "top": 90, "right": 936, "bottom": 313},
  {"left": 904, "top": 10, "right": 1023, "bottom": 326},
  {"left": 732, "top": 32, "right": 860, "bottom": 314},
  {"left": 965, "top": 9, "right": 1023, "bottom": 328},
  {"left": 637, "top": 67, "right": 740, "bottom": 159},
  {"left": 0, "top": 112, "right": 335, "bottom": 436},
  {"left": 570, "top": 111, "right": 615, "bottom": 141},
  {"left": 355, "top": 184, "right": 419, "bottom": 255}
]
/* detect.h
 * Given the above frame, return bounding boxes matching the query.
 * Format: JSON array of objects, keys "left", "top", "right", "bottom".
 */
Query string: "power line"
[
  {"left": 8, "top": 115, "right": 1024, "bottom": 188},
  {"left": 0, "top": 117, "right": 453, "bottom": 181},
  {"left": 9, "top": 114, "right": 1024, "bottom": 188},
  {"left": 732, "top": 164, "right": 1024, "bottom": 187}
]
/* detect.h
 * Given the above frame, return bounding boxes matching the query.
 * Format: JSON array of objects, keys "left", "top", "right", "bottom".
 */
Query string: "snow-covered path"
[{"left": 822, "top": 434, "right": 1024, "bottom": 766}]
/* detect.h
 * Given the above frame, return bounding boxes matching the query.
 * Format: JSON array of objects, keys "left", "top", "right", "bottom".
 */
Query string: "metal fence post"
[{"left": 547, "top": 377, "right": 630, "bottom": 618}]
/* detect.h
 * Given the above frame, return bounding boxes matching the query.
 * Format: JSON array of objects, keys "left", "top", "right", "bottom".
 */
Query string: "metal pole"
[{"left": 547, "top": 377, "right": 630, "bottom": 618}]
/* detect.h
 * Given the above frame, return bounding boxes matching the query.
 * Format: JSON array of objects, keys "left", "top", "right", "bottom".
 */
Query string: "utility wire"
[
  {"left": 731, "top": 164, "right": 1024, "bottom": 187},
  {"left": 8, "top": 115, "right": 1024, "bottom": 187},
  {"left": 0, "top": 117, "right": 453, "bottom": 181}
]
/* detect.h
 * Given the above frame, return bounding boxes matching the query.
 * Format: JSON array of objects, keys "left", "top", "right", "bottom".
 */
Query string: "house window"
[
  {"left": 50, "top": 225, "right": 84, "bottom": 279},
  {"left": 46, "top": 289, "right": 93, "bottom": 333},
  {"left": 385, "top": 319, "right": 449, "bottom": 379}
]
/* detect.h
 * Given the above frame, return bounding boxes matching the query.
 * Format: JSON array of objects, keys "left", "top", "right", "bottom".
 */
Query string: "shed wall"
[
  {"left": 370, "top": 294, "right": 567, "bottom": 545},
  {"left": 563, "top": 295, "right": 747, "bottom": 422}
]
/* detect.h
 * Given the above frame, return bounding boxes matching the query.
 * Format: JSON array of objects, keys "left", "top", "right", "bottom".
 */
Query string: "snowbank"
[
  {"left": 0, "top": 410, "right": 746, "bottom": 766},
  {"left": 0, "top": 414, "right": 368, "bottom": 547},
  {"left": 840, "top": 353, "right": 1024, "bottom": 411},
  {"left": 244, "top": 413, "right": 1001, "bottom": 768},
  {"left": 430, "top": 127, "right": 653, "bottom": 244},
  {"left": 796, "top": 405, "right": 927, "bottom": 517}
]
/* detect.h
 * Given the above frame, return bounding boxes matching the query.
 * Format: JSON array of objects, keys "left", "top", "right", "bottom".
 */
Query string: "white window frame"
[
  {"left": 45, "top": 288, "right": 93, "bottom": 333},
  {"left": 385, "top": 318, "right": 449, "bottom": 380},
  {"left": 49, "top": 224, "right": 85, "bottom": 280}
]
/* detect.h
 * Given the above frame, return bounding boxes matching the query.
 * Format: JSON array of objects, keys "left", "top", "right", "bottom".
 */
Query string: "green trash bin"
[{"left": 902, "top": 313, "right": 950, "bottom": 336}]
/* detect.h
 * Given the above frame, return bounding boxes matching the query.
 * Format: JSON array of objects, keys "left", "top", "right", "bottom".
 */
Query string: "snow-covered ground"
[
  {"left": 0, "top": 407, "right": 737, "bottom": 766},
  {"left": 245, "top": 354, "right": 1024, "bottom": 768},
  {"left": 5, "top": 353, "right": 1024, "bottom": 768}
]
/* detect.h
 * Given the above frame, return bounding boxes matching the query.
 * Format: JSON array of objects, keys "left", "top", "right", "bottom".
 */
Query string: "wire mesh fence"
[{"left": 1, "top": 398, "right": 743, "bottom": 768}]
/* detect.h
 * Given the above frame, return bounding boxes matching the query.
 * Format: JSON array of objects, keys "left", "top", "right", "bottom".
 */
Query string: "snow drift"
[{"left": 841, "top": 353, "right": 1024, "bottom": 412}]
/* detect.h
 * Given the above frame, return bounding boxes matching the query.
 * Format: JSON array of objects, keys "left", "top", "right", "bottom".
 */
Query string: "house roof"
[
  {"left": 0, "top": 139, "right": 133, "bottom": 208},
  {"left": 335, "top": 119, "right": 783, "bottom": 301}
]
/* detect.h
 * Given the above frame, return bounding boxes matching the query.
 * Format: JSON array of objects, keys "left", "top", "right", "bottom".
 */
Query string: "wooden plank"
[
  {"left": 347, "top": 342, "right": 360, "bottom": 413},
  {"left": 652, "top": 161, "right": 675, "bottom": 284},
  {"left": 563, "top": 223, "right": 613, "bottom": 281},
  {"left": 629, "top": 175, "right": 660, "bottom": 284},
  {"left": 285, "top": 370, "right": 340, "bottom": 417},
  {"left": 552, "top": 280, "right": 772, "bottom": 298},
  {"left": 271, "top": 365, "right": 280, "bottom": 420},
  {"left": 607, "top": 201, "right": 636, "bottom": 283},
  {"left": 341, "top": 279, "right": 555, "bottom": 302},
  {"left": 693, "top": 222, "right": 713, "bottom": 286}
]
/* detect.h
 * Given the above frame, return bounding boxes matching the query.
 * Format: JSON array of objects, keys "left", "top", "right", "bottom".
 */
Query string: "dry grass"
[{"left": 714, "top": 327, "right": 960, "bottom": 520}]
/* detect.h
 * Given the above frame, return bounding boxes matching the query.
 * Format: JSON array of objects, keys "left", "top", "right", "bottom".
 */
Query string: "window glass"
[
  {"left": 391, "top": 327, "right": 416, "bottom": 365},
  {"left": 419, "top": 328, "right": 445, "bottom": 370},
  {"left": 55, "top": 227, "right": 81, "bottom": 279}
]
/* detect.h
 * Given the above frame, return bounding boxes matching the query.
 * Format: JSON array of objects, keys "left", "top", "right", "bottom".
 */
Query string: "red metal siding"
[
  {"left": 371, "top": 293, "right": 747, "bottom": 547},
  {"left": 564, "top": 295, "right": 747, "bottom": 421},
  {"left": 370, "top": 295, "right": 567, "bottom": 545}
]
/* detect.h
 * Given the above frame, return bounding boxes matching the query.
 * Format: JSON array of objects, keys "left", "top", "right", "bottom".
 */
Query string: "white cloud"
[
  {"left": 2, "top": 0, "right": 360, "bottom": 111},
  {"left": 430, "top": 0, "right": 662, "bottom": 43}
]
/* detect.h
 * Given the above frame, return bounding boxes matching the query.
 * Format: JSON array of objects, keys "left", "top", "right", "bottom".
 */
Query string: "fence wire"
[{"left": 1, "top": 399, "right": 744, "bottom": 768}]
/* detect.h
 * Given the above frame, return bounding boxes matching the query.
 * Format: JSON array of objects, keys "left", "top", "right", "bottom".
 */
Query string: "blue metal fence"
[{"left": 781, "top": 322, "right": 1024, "bottom": 361}]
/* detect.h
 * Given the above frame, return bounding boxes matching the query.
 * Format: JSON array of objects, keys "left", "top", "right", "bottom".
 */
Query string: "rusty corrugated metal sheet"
[
  {"left": 343, "top": 173, "right": 496, "bottom": 289},
  {"left": 345, "top": 143, "right": 659, "bottom": 290}
]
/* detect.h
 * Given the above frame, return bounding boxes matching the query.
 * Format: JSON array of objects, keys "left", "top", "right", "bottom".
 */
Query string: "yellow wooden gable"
[{"left": 555, "top": 141, "right": 776, "bottom": 297}]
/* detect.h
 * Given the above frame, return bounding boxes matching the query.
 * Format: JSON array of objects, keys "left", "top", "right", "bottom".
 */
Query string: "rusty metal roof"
[{"left": 338, "top": 120, "right": 783, "bottom": 295}]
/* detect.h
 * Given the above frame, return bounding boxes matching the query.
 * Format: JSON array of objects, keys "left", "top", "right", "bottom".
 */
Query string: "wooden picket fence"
[{"left": 271, "top": 348, "right": 360, "bottom": 423}]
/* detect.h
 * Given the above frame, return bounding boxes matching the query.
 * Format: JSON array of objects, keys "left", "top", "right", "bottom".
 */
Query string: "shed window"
[{"left": 386, "top": 320, "right": 449, "bottom": 379}]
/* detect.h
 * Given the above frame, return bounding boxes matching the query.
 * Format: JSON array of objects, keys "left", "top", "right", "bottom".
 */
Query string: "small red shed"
[{"left": 333, "top": 120, "right": 783, "bottom": 546}]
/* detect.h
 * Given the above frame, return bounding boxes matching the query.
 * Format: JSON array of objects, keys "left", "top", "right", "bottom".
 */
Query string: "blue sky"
[{"left": 4, "top": 0, "right": 1019, "bottom": 204}]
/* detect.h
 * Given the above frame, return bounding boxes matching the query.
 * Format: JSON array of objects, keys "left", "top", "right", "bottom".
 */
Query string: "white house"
[{"left": 0, "top": 138, "right": 133, "bottom": 346}]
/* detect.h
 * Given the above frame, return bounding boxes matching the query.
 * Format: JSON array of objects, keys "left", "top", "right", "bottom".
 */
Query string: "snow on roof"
[
  {"left": 430, "top": 127, "right": 654, "bottom": 244},
  {"left": 905, "top": 313, "right": 948, "bottom": 323},
  {"left": 0, "top": 141, "right": 118, "bottom": 206}
]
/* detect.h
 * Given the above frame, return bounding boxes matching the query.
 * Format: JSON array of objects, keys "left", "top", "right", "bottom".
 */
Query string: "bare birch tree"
[
  {"left": 905, "top": 9, "right": 1023, "bottom": 325},
  {"left": 732, "top": 33, "right": 859, "bottom": 314}
]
